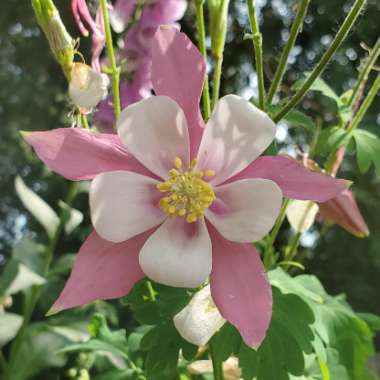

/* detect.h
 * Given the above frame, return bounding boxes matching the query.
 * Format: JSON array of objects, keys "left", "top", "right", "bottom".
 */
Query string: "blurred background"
[{"left": 0, "top": 0, "right": 379, "bottom": 378}]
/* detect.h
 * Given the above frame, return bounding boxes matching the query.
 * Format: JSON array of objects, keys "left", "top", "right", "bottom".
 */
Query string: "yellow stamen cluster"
[{"left": 157, "top": 158, "right": 216, "bottom": 223}]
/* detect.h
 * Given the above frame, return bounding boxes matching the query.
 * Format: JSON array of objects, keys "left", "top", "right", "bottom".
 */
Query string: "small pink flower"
[
  {"left": 23, "top": 27, "right": 346, "bottom": 348},
  {"left": 71, "top": 0, "right": 105, "bottom": 72}
]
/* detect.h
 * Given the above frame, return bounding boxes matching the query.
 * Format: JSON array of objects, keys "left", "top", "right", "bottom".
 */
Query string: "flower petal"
[
  {"left": 173, "top": 285, "right": 225, "bottom": 346},
  {"left": 228, "top": 155, "right": 347, "bottom": 202},
  {"left": 118, "top": 96, "right": 190, "bottom": 179},
  {"left": 22, "top": 128, "right": 151, "bottom": 180},
  {"left": 196, "top": 95, "right": 276, "bottom": 185},
  {"left": 139, "top": 217, "right": 212, "bottom": 288},
  {"left": 319, "top": 189, "right": 369, "bottom": 237},
  {"left": 90, "top": 171, "right": 165, "bottom": 243},
  {"left": 151, "top": 25, "right": 206, "bottom": 156},
  {"left": 206, "top": 179, "right": 282, "bottom": 243},
  {"left": 48, "top": 230, "right": 147, "bottom": 313},
  {"left": 209, "top": 224, "right": 272, "bottom": 349},
  {"left": 286, "top": 200, "right": 319, "bottom": 233}
]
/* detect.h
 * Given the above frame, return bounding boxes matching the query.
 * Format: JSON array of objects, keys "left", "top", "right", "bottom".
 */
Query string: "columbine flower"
[
  {"left": 69, "top": 63, "right": 109, "bottom": 111},
  {"left": 174, "top": 285, "right": 225, "bottom": 346},
  {"left": 23, "top": 26, "right": 346, "bottom": 348}
]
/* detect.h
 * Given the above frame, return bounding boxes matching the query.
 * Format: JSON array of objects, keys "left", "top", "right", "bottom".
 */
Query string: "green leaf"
[
  {"left": 238, "top": 287, "right": 315, "bottom": 380},
  {"left": 12, "top": 237, "right": 45, "bottom": 275},
  {"left": 0, "top": 312, "right": 23, "bottom": 347},
  {"left": 15, "top": 176, "right": 59, "bottom": 238},
  {"left": 0, "top": 259, "right": 46, "bottom": 297},
  {"left": 293, "top": 75, "right": 342, "bottom": 106},
  {"left": 357, "top": 313, "right": 380, "bottom": 332},
  {"left": 284, "top": 110, "right": 316, "bottom": 130},
  {"left": 58, "top": 200, "right": 83, "bottom": 235},
  {"left": 209, "top": 323, "right": 241, "bottom": 364},
  {"left": 5, "top": 324, "right": 69, "bottom": 380},
  {"left": 314, "top": 127, "right": 351, "bottom": 156},
  {"left": 353, "top": 129, "right": 380, "bottom": 174}
]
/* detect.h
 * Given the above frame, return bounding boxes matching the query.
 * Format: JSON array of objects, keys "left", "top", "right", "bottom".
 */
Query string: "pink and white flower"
[{"left": 22, "top": 26, "right": 346, "bottom": 348}]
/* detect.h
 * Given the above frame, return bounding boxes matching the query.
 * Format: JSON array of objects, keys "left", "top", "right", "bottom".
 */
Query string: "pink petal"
[
  {"left": 151, "top": 25, "right": 206, "bottom": 156},
  {"left": 90, "top": 171, "right": 165, "bottom": 243},
  {"left": 140, "top": 0, "right": 187, "bottom": 27},
  {"left": 49, "top": 230, "right": 148, "bottom": 313},
  {"left": 206, "top": 179, "right": 282, "bottom": 243},
  {"left": 228, "top": 155, "right": 347, "bottom": 202},
  {"left": 196, "top": 95, "right": 276, "bottom": 185},
  {"left": 22, "top": 128, "right": 152, "bottom": 180},
  {"left": 209, "top": 224, "right": 272, "bottom": 349},
  {"left": 319, "top": 189, "right": 369, "bottom": 237}
]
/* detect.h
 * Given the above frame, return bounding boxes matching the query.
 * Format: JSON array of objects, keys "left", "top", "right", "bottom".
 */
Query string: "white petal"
[
  {"left": 286, "top": 200, "right": 319, "bottom": 233},
  {"left": 118, "top": 96, "right": 190, "bottom": 179},
  {"left": 206, "top": 179, "right": 282, "bottom": 243},
  {"left": 196, "top": 95, "right": 276, "bottom": 185},
  {"left": 139, "top": 217, "right": 212, "bottom": 288},
  {"left": 69, "top": 63, "right": 109, "bottom": 110},
  {"left": 90, "top": 171, "right": 165, "bottom": 243},
  {"left": 174, "top": 285, "right": 225, "bottom": 346}
]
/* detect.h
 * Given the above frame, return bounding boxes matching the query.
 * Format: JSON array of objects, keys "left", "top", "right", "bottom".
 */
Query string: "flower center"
[{"left": 157, "top": 158, "right": 216, "bottom": 223}]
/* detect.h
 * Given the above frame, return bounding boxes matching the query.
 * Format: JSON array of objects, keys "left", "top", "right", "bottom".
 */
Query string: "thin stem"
[
  {"left": 100, "top": 0, "right": 121, "bottom": 123},
  {"left": 267, "top": 0, "right": 310, "bottom": 104},
  {"left": 210, "top": 342, "right": 224, "bottom": 380},
  {"left": 212, "top": 54, "right": 224, "bottom": 109},
  {"left": 348, "top": 37, "right": 380, "bottom": 108},
  {"left": 285, "top": 232, "right": 302, "bottom": 262},
  {"left": 273, "top": 0, "right": 367, "bottom": 122},
  {"left": 6, "top": 182, "right": 79, "bottom": 378},
  {"left": 247, "top": 0, "right": 266, "bottom": 110},
  {"left": 210, "top": 0, "right": 229, "bottom": 109},
  {"left": 347, "top": 73, "right": 380, "bottom": 133},
  {"left": 195, "top": 0, "right": 211, "bottom": 120},
  {"left": 80, "top": 113, "right": 89, "bottom": 129},
  {"left": 264, "top": 199, "right": 290, "bottom": 268},
  {"left": 146, "top": 280, "right": 157, "bottom": 302}
]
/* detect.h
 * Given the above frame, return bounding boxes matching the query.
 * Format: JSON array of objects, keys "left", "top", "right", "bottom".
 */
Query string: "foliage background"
[{"left": 0, "top": 0, "right": 379, "bottom": 377}]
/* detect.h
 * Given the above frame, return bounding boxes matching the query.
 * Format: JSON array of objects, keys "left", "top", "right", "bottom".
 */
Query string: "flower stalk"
[
  {"left": 195, "top": 0, "right": 211, "bottom": 120},
  {"left": 247, "top": 0, "right": 266, "bottom": 110},
  {"left": 267, "top": 0, "right": 311, "bottom": 104},
  {"left": 273, "top": 0, "right": 367, "bottom": 122},
  {"left": 209, "top": 0, "right": 230, "bottom": 109},
  {"left": 100, "top": 0, "right": 121, "bottom": 122}
]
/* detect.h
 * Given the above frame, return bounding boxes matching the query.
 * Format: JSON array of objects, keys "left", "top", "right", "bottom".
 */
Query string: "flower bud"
[
  {"left": 69, "top": 63, "right": 109, "bottom": 111},
  {"left": 173, "top": 285, "right": 225, "bottom": 346},
  {"left": 286, "top": 200, "right": 319, "bottom": 233},
  {"left": 32, "top": 0, "right": 75, "bottom": 78}
]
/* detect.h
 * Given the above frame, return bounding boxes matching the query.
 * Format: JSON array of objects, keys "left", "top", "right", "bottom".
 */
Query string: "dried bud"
[
  {"left": 69, "top": 63, "right": 109, "bottom": 111},
  {"left": 173, "top": 285, "right": 225, "bottom": 346}
]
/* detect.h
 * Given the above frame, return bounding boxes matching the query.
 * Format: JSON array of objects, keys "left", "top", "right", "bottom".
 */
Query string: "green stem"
[
  {"left": 347, "top": 73, "right": 380, "bottom": 134},
  {"left": 6, "top": 182, "right": 79, "bottom": 378},
  {"left": 210, "top": 342, "right": 224, "bottom": 380},
  {"left": 247, "top": 0, "right": 266, "bottom": 110},
  {"left": 264, "top": 199, "right": 290, "bottom": 268},
  {"left": 348, "top": 37, "right": 380, "bottom": 108},
  {"left": 212, "top": 54, "right": 224, "bottom": 109},
  {"left": 285, "top": 232, "right": 302, "bottom": 262},
  {"left": 267, "top": 0, "right": 310, "bottom": 104},
  {"left": 100, "top": 0, "right": 121, "bottom": 123},
  {"left": 195, "top": 0, "right": 211, "bottom": 120},
  {"left": 273, "top": 0, "right": 367, "bottom": 122},
  {"left": 80, "top": 113, "right": 89, "bottom": 129},
  {"left": 146, "top": 280, "right": 157, "bottom": 302}
]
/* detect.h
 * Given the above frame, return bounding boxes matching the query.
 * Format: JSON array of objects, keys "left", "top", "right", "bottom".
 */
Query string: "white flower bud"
[
  {"left": 173, "top": 285, "right": 225, "bottom": 346},
  {"left": 286, "top": 200, "right": 319, "bottom": 233},
  {"left": 69, "top": 63, "right": 109, "bottom": 111}
]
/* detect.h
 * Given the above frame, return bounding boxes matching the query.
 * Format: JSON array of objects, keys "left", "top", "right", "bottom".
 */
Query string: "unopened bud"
[
  {"left": 32, "top": 0, "right": 75, "bottom": 78},
  {"left": 69, "top": 63, "right": 109, "bottom": 111}
]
